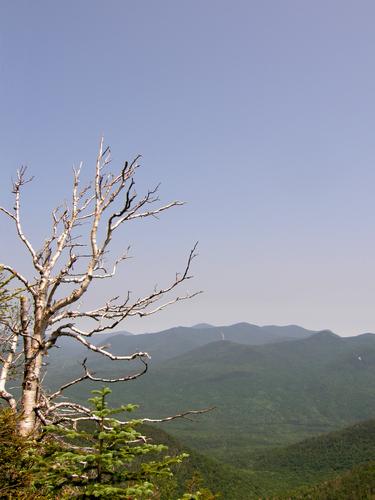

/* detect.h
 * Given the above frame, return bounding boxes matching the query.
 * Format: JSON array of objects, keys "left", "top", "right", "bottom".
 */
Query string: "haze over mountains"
[
  {"left": 106, "top": 332, "right": 375, "bottom": 462},
  {"left": 92, "top": 322, "right": 317, "bottom": 362},
  {"left": 47, "top": 325, "right": 375, "bottom": 446},
  {"left": 45, "top": 321, "right": 375, "bottom": 497},
  {"left": 48, "top": 320, "right": 372, "bottom": 366},
  {"left": 47, "top": 321, "right": 317, "bottom": 370}
]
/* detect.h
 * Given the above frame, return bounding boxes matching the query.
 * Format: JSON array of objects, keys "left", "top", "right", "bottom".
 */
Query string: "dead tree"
[
  {"left": 0, "top": 140, "right": 201, "bottom": 436},
  {"left": 0, "top": 271, "right": 24, "bottom": 411}
]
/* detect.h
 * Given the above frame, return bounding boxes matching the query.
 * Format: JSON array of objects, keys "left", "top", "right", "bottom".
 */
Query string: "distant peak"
[
  {"left": 263, "top": 323, "right": 306, "bottom": 329},
  {"left": 309, "top": 330, "right": 341, "bottom": 340},
  {"left": 345, "top": 332, "right": 375, "bottom": 342},
  {"left": 192, "top": 323, "right": 215, "bottom": 329},
  {"left": 229, "top": 322, "right": 255, "bottom": 328}
]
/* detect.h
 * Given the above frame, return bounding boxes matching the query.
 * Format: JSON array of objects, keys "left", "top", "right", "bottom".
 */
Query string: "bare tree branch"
[
  {"left": 139, "top": 406, "right": 216, "bottom": 425},
  {"left": 47, "top": 329, "right": 150, "bottom": 361},
  {"left": 0, "top": 265, "right": 35, "bottom": 296},
  {"left": 0, "top": 139, "right": 201, "bottom": 435},
  {"left": 0, "top": 167, "right": 43, "bottom": 274},
  {"left": 37, "top": 400, "right": 214, "bottom": 430},
  {"left": 48, "top": 357, "right": 148, "bottom": 401},
  {"left": 0, "top": 329, "right": 18, "bottom": 409}
]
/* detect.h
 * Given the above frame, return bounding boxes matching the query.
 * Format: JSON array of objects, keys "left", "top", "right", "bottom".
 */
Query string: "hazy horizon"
[
  {"left": 111, "top": 320, "right": 371, "bottom": 338},
  {"left": 2, "top": 1, "right": 375, "bottom": 336}
]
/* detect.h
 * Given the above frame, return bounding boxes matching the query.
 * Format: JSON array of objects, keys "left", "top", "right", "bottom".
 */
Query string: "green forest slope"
[
  {"left": 251, "top": 419, "right": 375, "bottom": 495},
  {"left": 46, "top": 328, "right": 375, "bottom": 496},
  {"left": 142, "top": 425, "right": 258, "bottom": 499},
  {"left": 99, "top": 332, "right": 375, "bottom": 465},
  {"left": 279, "top": 461, "right": 375, "bottom": 499},
  {"left": 146, "top": 419, "right": 375, "bottom": 499}
]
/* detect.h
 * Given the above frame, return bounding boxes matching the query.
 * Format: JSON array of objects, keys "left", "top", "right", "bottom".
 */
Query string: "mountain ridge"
[
  {"left": 46, "top": 323, "right": 375, "bottom": 469},
  {"left": 96, "top": 332, "right": 375, "bottom": 465}
]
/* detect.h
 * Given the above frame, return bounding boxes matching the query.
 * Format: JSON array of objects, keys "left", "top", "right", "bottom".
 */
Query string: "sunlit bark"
[{"left": 0, "top": 140, "right": 201, "bottom": 435}]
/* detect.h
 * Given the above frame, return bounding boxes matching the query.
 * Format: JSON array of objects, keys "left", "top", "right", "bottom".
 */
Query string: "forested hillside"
[
  {"left": 252, "top": 419, "right": 375, "bottom": 495},
  {"left": 52, "top": 330, "right": 375, "bottom": 466},
  {"left": 4, "top": 322, "right": 375, "bottom": 498},
  {"left": 141, "top": 419, "right": 375, "bottom": 498},
  {"left": 279, "top": 461, "right": 375, "bottom": 499}
]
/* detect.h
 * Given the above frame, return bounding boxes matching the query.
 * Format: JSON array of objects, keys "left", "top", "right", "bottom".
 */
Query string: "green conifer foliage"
[
  {"left": 0, "top": 269, "right": 19, "bottom": 320},
  {"left": 32, "top": 387, "right": 189, "bottom": 499},
  {"left": 0, "top": 409, "right": 46, "bottom": 499}
]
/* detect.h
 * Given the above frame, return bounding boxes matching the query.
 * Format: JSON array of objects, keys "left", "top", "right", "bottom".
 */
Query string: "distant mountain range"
[
  {"left": 91, "top": 321, "right": 317, "bottom": 362},
  {"left": 47, "top": 321, "right": 318, "bottom": 370},
  {"left": 45, "top": 321, "right": 375, "bottom": 498},
  {"left": 97, "top": 330, "right": 375, "bottom": 466},
  {"left": 47, "top": 323, "right": 375, "bottom": 470},
  {"left": 50, "top": 320, "right": 375, "bottom": 372}
]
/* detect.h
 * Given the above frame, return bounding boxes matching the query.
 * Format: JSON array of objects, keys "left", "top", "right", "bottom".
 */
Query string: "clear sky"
[{"left": 1, "top": 1, "right": 375, "bottom": 336}]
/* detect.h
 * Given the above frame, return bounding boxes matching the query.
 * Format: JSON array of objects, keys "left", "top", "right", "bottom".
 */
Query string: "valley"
[{"left": 46, "top": 322, "right": 375, "bottom": 498}]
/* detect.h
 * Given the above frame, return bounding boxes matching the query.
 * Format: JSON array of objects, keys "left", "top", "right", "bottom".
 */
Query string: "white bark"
[
  {"left": 0, "top": 330, "right": 18, "bottom": 410},
  {"left": 0, "top": 140, "right": 200, "bottom": 434}
]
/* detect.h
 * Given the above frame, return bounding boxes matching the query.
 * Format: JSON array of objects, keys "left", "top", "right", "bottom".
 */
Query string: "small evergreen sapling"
[{"left": 33, "top": 387, "right": 188, "bottom": 499}]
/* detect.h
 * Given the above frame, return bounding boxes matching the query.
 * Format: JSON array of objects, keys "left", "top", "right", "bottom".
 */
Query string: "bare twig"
[{"left": 0, "top": 139, "right": 201, "bottom": 435}]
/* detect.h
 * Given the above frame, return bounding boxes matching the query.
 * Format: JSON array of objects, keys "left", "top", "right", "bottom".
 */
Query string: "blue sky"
[{"left": 1, "top": 1, "right": 375, "bottom": 335}]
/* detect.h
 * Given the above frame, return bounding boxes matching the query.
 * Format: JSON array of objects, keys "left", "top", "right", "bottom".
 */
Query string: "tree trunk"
[
  {"left": 18, "top": 295, "right": 45, "bottom": 437},
  {"left": 18, "top": 349, "right": 43, "bottom": 436}
]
